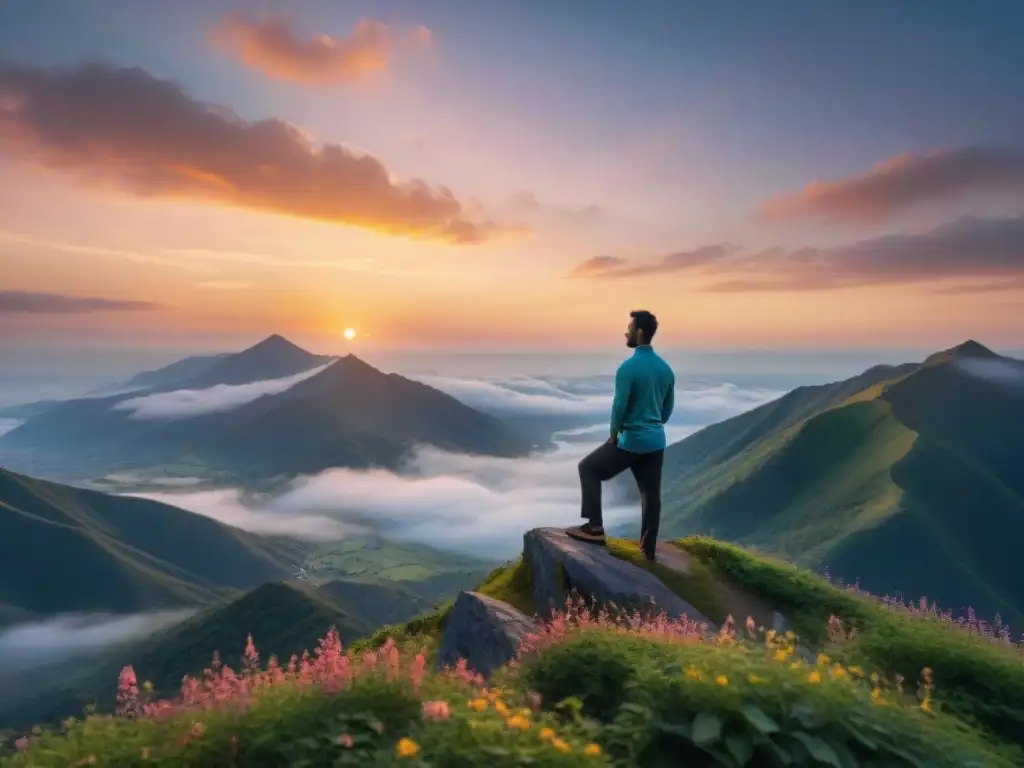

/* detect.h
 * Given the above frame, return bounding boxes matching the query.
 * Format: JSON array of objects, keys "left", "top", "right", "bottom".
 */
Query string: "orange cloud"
[
  {"left": 759, "top": 146, "right": 1024, "bottom": 223},
  {"left": 572, "top": 216, "right": 1024, "bottom": 292},
  {"left": 209, "top": 13, "right": 429, "bottom": 85},
  {"left": 569, "top": 245, "right": 739, "bottom": 279},
  {"left": 0, "top": 62, "right": 498, "bottom": 244}
]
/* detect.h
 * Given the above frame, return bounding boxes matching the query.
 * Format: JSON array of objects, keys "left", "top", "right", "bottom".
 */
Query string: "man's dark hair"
[{"left": 630, "top": 309, "right": 658, "bottom": 342}]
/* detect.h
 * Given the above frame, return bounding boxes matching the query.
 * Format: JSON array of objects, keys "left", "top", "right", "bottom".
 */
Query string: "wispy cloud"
[
  {"left": 111, "top": 361, "right": 334, "bottom": 420},
  {"left": 209, "top": 13, "right": 430, "bottom": 86},
  {"left": 951, "top": 356, "right": 1024, "bottom": 386},
  {"left": 759, "top": 146, "right": 1024, "bottom": 223},
  {"left": 569, "top": 244, "right": 740, "bottom": 279},
  {"left": 0, "top": 610, "right": 194, "bottom": 674},
  {"left": 571, "top": 215, "right": 1024, "bottom": 293},
  {"left": 0, "top": 61, "right": 500, "bottom": 244},
  {"left": 0, "top": 290, "right": 160, "bottom": 314},
  {"left": 0, "top": 230, "right": 211, "bottom": 272},
  {"left": 507, "top": 190, "right": 606, "bottom": 228},
  {"left": 164, "top": 248, "right": 378, "bottom": 272},
  {"left": 412, "top": 374, "right": 611, "bottom": 417},
  {"left": 196, "top": 281, "right": 251, "bottom": 290}
]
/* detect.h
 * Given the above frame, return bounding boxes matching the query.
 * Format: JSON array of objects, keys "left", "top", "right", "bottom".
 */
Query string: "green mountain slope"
[
  {"left": 0, "top": 575, "right": 450, "bottom": 731},
  {"left": 0, "top": 468, "right": 306, "bottom": 622},
  {"left": 658, "top": 341, "right": 1024, "bottom": 625}
]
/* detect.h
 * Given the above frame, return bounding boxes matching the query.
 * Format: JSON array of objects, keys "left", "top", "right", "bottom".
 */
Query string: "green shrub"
[
  {"left": 680, "top": 537, "right": 1024, "bottom": 745},
  {"left": 520, "top": 631, "right": 1019, "bottom": 767}
]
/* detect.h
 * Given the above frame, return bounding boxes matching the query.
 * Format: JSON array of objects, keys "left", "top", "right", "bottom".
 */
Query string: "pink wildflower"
[
  {"left": 14, "top": 737, "right": 28, "bottom": 751},
  {"left": 116, "top": 665, "right": 142, "bottom": 718},
  {"left": 422, "top": 700, "right": 451, "bottom": 721},
  {"left": 243, "top": 634, "right": 260, "bottom": 672},
  {"left": 338, "top": 733, "right": 355, "bottom": 748}
]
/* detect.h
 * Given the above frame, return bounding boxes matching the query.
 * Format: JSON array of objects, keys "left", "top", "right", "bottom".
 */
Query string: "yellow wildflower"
[
  {"left": 831, "top": 665, "right": 848, "bottom": 680},
  {"left": 539, "top": 728, "right": 555, "bottom": 741},
  {"left": 715, "top": 675, "right": 729, "bottom": 686},
  {"left": 506, "top": 715, "right": 530, "bottom": 730},
  {"left": 552, "top": 738, "right": 571, "bottom": 753},
  {"left": 774, "top": 649, "right": 789, "bottom": 662},
  {"left": 816, "top": 653, "right": 830, "bottom": 666},
  {"left": 685, "top": 666, "right": 702, "bottom": 681},
  {"left": 469, "top": 698, "right": 488, "bottom": 712},
  {"left": 584, "top": 743, "right": 602, "bottom": 757},
  {"left": 142, "top": 680, "right": 153, "bottom": 693},
  {"left": 790, "top": 661, "right": 803, "bottom": 670},
  {"left": 396, "top": 738, "right": 420, "bottom": 758},
  {"left": 495, "top": 701, "right": 511, "bottom": 717},
  {"left": 849, "top": 665, "right": 864, "bottom": 677},
  {"left": 807, "top": 670, "right": 821, "bottom": 684}
]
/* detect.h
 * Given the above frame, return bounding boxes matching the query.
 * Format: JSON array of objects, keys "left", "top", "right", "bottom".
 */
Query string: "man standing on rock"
[{"left": 566, "top": 310, "right": 675, "bottom": 561}]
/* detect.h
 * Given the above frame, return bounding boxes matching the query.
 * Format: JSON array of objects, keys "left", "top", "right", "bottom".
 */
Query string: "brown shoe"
[{"left": 566, "top": 523, "right": 607, "bottom": 545}]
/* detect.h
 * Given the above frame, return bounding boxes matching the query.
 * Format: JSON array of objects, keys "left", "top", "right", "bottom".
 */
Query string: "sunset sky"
[{"left": 1, "top": 0, "right": 1024, "bottom": 352}]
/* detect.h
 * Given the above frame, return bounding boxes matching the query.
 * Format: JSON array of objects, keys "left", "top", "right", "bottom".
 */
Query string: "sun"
[{"left": 343, "top": 327, "right": 357, "bottom": 341}]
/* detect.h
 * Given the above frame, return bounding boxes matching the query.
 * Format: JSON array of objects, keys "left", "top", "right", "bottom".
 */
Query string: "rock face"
[
  {"left": 436, "top": 591, "right": 538, "bottom": 678},
  {"left": 523, "top": 528, "right": 715, "bottom": 629}
]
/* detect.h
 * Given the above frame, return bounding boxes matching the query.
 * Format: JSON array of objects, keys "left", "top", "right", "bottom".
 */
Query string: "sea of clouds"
[{"left": 123, "top": 369, "right": 784, "bottom": 559}]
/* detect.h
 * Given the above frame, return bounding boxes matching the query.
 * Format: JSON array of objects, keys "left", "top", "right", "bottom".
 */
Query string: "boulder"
[
  {"left": 436, "top": 590, "right": 538, "bottom": 678},
  {"left": 523, "top": 528, "right": 714, "bottom": 629}
]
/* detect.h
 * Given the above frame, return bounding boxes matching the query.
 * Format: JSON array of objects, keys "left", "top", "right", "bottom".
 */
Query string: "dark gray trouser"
[{"left": 578, "top": 441, "right": 664, "bottom": 556}]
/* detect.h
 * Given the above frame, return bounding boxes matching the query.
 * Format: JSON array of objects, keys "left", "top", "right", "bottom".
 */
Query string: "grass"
[
  {"left": 5, "top": 597, "right": 1020, "bottom": 767},
  {"left": 477, "top": 558, "right": 535, "bottom": 616},
  {"left": 680, "top": 536, "right": 1024, "bottom": 746},
  {"left": 304, "top": 537, "right": 495, "bottom": 584},
  {"left": 605, "top": 537, "right": 724, "bottom": 622}
]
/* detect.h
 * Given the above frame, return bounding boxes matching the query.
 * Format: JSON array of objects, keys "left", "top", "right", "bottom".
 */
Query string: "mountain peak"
[
  {"left": 247, "top": 334, "right": 309, "bottom": 355},
  {"left": 925, "top": 339, "right": 1000, "bottom": 366},
  {"left": 948, "top": 339, "right": 998, "bottom": 358}
]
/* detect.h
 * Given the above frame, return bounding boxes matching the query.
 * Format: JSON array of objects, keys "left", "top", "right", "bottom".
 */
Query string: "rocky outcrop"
[
  {"left": 523, "top": 528, "right": 715, "bottom": 629},
  {"left": 436, "top": 591, "right": 538, "bottom": 678}
]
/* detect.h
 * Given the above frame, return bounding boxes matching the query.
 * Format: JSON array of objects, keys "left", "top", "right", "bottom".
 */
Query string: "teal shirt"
[{"left": 610, "top": 345, "right": 675, "bottom": 453}]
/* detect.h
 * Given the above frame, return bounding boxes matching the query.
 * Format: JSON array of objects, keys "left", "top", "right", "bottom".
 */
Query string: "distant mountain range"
[
  {"left": 656, "top": 340, "right": 1024, "bottom": 625},
  {"left": 0, "top": 335, "right": 533, "bottom": 484},
  {"left": 0, "top": 463, "right": 493, "bottom": 626},
  {"left": 0, "top": 467, "right": 306, "bottom": 624},
  {"left": 0, "top": 465, "right": 494, "bottom": 729}
]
